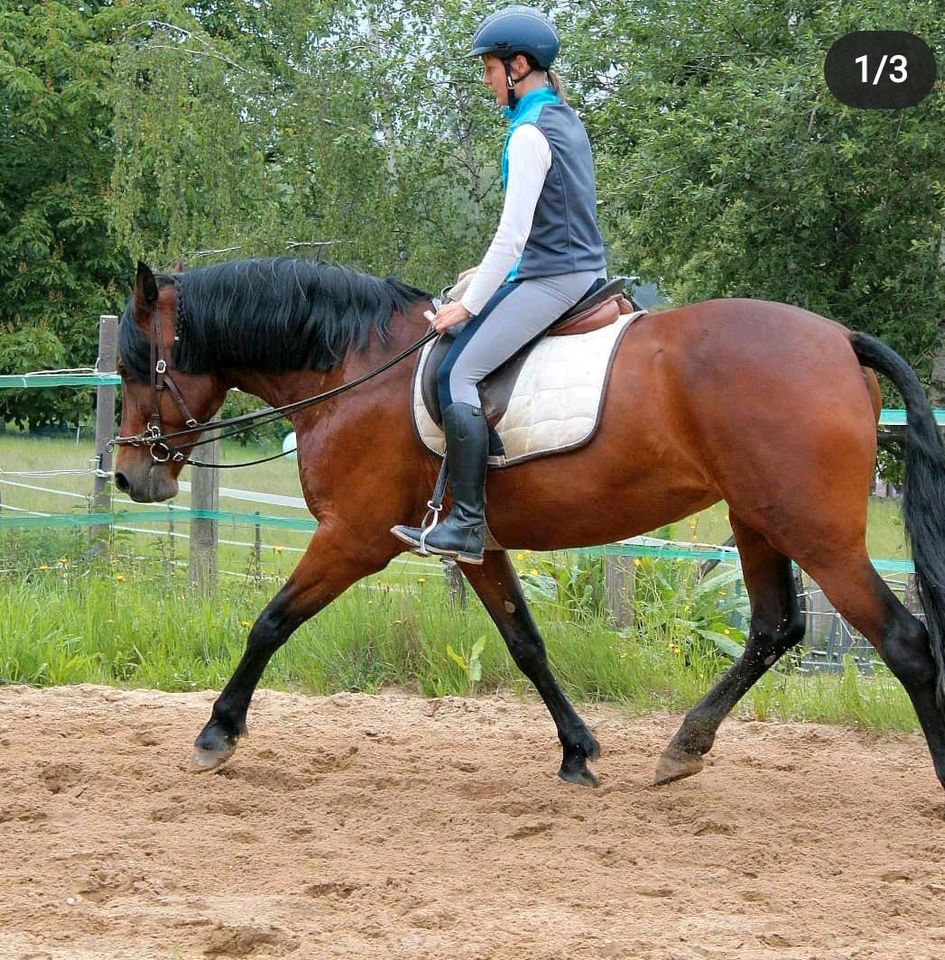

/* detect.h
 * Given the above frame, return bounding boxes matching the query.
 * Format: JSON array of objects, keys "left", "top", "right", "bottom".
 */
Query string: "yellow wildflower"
[{"left": 115, "top": 573, "right": 125, "bottom": 583}]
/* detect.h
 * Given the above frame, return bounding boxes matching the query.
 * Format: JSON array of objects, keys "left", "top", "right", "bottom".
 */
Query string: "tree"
[
  {"left": 569, "top": 0, "right": 945, "bottom": 372},
  {"left": 0, "top": 1, "right": 130, "bottom": 427}
]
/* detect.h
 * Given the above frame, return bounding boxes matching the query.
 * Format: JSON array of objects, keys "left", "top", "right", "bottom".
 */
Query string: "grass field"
[{"left": 0, "top": 429, "right": 923, "bottom": 733}]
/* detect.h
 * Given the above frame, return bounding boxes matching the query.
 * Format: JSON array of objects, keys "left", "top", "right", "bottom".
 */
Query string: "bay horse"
[{"left": 114, "top": 257, "right": 945, "bottom": 793}]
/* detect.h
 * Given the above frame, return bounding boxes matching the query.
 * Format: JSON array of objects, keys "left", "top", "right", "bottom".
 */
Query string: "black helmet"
[{"left": 469, "top": 5, "right": 560, "bottom": 70}]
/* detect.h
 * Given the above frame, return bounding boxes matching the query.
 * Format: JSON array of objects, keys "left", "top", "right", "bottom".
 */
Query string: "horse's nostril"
[{"left": 114, "top": 471, "right": 130, "bottom": 493}]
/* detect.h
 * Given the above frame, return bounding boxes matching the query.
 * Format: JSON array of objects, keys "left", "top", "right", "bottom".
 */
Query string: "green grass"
[{"left": 0, "top": 547, "right": 920, "bottom": 733}]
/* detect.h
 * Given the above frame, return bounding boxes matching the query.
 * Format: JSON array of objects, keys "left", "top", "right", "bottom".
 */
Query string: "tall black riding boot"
[{"left": 391, "top": 402, "right": 488, "bottom": 564}]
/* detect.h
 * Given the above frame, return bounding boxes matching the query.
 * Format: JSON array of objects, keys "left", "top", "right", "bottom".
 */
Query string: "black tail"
[{"left": 851, "top": 331, "right": 945, "bottom": 709}]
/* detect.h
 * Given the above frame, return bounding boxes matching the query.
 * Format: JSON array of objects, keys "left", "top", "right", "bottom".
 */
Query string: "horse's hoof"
[
  {"left": 652, "top": 746, "right": 704, "bottom": 786},
  {"left": 187, "top": 744, "right": 236, "bottom": 774},
  {"left": 558, "top": 758, "right": 599, "bottom": 788}
]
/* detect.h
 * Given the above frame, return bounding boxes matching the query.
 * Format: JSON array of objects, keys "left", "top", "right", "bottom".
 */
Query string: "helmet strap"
[{"left": 503, "top": 58, "right": 536, "bottom": 111}]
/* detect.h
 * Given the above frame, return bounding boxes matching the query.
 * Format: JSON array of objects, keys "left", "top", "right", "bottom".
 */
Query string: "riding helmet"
[{"left": 469, "top": 5, "right": 560, "bottom": 69}]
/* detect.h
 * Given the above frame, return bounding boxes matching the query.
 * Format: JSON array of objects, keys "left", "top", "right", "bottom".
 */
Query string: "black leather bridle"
[{"left": 111, "top": 278, "right": 437, "bottom": 469}]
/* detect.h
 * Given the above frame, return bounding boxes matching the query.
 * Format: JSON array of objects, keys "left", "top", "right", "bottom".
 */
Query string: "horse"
[{"left": 114, "top": 256, "right": 945, "bottom": 793}]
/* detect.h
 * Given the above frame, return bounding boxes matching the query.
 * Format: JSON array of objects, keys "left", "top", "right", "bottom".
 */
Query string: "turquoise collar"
[{"left": 502, "top": 86, "right": 560, "bottom": 123}]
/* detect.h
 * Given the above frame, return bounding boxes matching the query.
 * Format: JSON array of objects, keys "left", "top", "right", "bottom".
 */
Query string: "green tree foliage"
[
  {"left": 0, "top": 0, "right": 129, "bottom": 426},
  {"left": 108, "top": 0, "right": 502, "bottom": 287},
  {"left": 575, "top": 0, "right": 945, "bottom": 368}
]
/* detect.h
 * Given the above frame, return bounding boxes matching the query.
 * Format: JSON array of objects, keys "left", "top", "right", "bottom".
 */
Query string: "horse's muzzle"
[{"left": 113, "top": 460, "right": 179, "bottom": 503}]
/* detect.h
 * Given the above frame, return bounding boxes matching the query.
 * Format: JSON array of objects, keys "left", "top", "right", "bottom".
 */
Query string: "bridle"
[{"left": 111, "top": 278, "right": 437, "bottom": 469}]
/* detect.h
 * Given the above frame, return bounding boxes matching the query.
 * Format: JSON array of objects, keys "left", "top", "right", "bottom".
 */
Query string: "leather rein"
[{"left": 110, "top": 279, "right": 437, "bottom": 469}]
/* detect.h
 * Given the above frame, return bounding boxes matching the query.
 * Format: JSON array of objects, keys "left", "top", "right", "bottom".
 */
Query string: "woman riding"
[{"left": 392, "top": 4, "right": 607, "bottom": 564}]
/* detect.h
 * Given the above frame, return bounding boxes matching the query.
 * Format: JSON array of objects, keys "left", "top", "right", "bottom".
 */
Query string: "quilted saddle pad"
[{"left": 412, "top": 310, "right": 646, "bottom": 466}]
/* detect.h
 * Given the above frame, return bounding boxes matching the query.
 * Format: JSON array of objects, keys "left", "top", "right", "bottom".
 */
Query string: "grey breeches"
[{"left": 436, "top": 270, "right": 603, "bottom": 411}]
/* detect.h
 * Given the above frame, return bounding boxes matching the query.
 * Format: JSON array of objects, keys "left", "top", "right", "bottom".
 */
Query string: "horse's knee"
[
  {"left": 243, "top": 602, "right": 294, "bottom": 653},
  {"left": 883, "top": 615, "right": 935, "bottom": 687}
]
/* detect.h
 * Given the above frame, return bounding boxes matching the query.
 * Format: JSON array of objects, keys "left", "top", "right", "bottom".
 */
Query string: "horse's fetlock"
[
  {"left": 210, "top": 704, "right": 245, "bottom": 739},
  {"left": 677, "top": 714, "right": 716, "bottom": 755},
  {"left": 781, "top": 609, "right": 806, "bottom": 646}
]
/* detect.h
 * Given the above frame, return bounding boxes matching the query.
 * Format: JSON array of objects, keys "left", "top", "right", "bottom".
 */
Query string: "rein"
[{"left": 112, "top": 279, "right": 437, "bottom": 468}]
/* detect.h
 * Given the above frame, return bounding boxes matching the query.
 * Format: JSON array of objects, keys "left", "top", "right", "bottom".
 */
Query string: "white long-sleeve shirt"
[{"left": 460, "top": 124, "right": 553, "bottom": 316}]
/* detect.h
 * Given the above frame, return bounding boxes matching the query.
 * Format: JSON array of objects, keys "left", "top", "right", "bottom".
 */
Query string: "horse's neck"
[{"left": 223, "top": 304, "right": 431, "bottom": 409}]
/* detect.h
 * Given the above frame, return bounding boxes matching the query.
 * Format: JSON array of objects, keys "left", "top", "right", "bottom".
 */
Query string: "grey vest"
[{"left": 513, "top": 102, "right": 606, "bottom": 280}]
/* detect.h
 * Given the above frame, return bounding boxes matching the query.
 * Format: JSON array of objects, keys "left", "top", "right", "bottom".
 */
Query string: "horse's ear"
[{"left": 134, "top": 261, "right": 158, "bottom": 323}]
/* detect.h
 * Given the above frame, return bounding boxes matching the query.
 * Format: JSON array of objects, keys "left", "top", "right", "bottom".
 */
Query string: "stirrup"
[
  {"left": 392, "top": 460, "right": 450, "bottom": 556},
  {"left": 419, "top": 459, "right": 450, "bottom": 555}
]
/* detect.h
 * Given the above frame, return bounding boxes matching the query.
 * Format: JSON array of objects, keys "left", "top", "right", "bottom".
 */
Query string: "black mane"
[{"left": 119, "top": 257, "right": 429, "bottom": 382}]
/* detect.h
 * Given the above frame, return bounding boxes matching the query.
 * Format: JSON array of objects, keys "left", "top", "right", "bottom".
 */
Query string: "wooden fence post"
[
  {"left": 166, "top": 506, "right": 175, "bottom": 575},
  {"left": 189, "top": 421, "right": 219, "bottom": 594},
  {"left": 604, "top": 553, "right": 635, "bottom": 628},
  {"left": 91, "top": 314, "right": 118, "bottom": 547},
  {"left": 254, "top": 511, "right": 262, "bottom": 584}
]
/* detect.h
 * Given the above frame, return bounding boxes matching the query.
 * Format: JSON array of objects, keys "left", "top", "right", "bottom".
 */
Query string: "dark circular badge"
[{"left": 824, "top": 31, "right": 936, "bottom": 109}]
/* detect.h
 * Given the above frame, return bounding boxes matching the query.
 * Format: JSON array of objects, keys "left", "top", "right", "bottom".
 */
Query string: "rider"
[{"left": 392, "top": 4, "right": 607, "bottom": 564}]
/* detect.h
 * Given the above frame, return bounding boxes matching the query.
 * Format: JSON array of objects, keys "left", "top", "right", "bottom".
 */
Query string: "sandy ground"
[{"left": 0, "top": 685, "right": 943, "bottom": 960}]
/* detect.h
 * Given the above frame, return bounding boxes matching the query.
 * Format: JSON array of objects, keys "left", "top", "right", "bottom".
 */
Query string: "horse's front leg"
[
  {"left": 462, "top": 550, "right": 601, "bottom": 786},
  {"left": 189, "top": 524, "right": 394, "bottom": 772}
]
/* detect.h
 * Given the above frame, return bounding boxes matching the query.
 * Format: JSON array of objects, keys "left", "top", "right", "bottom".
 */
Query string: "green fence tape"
[
  {"left": 0, "top": 509, "right": 317, "bottom": 533},
  {"left": 583, "top": 542, "right": 913, "bottom": 573},
  {"left": 879, "top": 407, "right": 945, "bottom": 426},
  {"left": 0, "top": 374, "right": 121, "bottom": 388}
]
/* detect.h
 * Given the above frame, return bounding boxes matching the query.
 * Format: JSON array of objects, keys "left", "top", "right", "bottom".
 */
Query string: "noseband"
[{"left": 111, "top": 279, "right": 437, "bottom": 468}]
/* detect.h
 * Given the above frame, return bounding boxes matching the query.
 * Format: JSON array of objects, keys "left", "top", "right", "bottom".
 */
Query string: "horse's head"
[{"left": 114, "top": 262, "right": 228, "bottom": 502}]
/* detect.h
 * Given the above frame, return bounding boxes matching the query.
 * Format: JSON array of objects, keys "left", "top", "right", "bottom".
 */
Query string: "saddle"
[{"left": 420, "top": 276, "right": 637, "bottom": 430}]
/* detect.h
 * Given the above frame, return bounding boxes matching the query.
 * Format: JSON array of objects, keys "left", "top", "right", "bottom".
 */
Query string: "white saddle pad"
[{"left": 413, "top": 310, "right": 646, "bottom": 466}]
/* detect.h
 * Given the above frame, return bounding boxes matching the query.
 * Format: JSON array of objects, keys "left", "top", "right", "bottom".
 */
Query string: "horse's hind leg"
[
  {"left": 799, "top": 552, "right": 945, "bottom": 789},
  {"left": 462, "top": 550, "right": 601, "bottom": 786},
  {"left": 654, "top": 517, "right": 805, "bottom": 785}
]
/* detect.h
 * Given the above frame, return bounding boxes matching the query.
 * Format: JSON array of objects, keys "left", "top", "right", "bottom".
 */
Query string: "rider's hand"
[
  {"left": 455, "top": 266, "right": 478, "bottom": 283},
  {"left": 430, "top": 300, "right": 471, "bottom": 334}
]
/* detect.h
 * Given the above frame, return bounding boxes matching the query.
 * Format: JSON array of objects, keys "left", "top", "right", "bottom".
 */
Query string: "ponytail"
[
  {"left": 547, "top": 69, "right": 568, "bottom": 103},
  {"left": 519, "top": 54, "right": 568, "bottom": 104}
]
